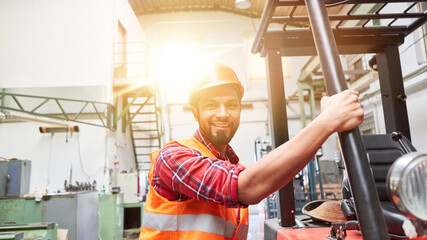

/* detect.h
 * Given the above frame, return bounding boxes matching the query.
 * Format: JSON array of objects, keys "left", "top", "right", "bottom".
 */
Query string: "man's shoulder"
[{"left": 158, "top": 140, "right": 200, "bottom": 156}]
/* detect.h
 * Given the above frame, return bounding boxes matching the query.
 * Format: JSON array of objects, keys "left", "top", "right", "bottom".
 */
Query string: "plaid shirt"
[{"left": 151, "top": 129, "right": 247, "bottom": 208}]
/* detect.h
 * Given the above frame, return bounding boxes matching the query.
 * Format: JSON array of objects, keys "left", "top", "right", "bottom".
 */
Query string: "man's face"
[{"left": 192, "top": 86, "right": 241, "bottom": 145}]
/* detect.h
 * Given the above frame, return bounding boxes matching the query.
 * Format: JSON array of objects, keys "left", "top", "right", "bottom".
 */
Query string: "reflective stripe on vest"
[
  {"left": 140, "top": 136, "right": 249, "bottom": 240},
  {"left": 142, "top": 212, "right": 248, "bottom": 238}
]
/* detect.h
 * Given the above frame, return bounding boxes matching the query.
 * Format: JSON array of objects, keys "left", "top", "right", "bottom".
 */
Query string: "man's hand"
[
  {"left": 320, "top": 89, "right": 364, "bottom": 133},
  {"left": 238, "top": 89, "right": 365, "bottom": 205}
]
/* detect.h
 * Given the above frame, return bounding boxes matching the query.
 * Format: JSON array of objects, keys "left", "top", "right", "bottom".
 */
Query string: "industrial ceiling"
[{"left": 128, "top": 0, "right": 346, "bottom": 18}]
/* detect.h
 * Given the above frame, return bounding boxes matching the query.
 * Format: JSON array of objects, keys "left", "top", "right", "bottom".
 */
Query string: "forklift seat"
[
  {"left": 341, "top": 133, "right": 417, "bottom": 238},
  {"left": 362, "top": 134, "right": 416, "bottom": 202}
]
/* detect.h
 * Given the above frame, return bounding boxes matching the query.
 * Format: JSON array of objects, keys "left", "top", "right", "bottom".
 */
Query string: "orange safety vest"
[{"left": 139, "top": 136, "right": 249, "bottom": 240}]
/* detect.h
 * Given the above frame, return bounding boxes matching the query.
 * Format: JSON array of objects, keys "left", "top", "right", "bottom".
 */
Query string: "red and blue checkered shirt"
[{"left": 151, "top": 129, "right": 247, "bottom": 208}]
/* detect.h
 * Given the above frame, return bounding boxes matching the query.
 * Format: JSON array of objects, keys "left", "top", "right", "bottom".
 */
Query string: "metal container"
[
  {"left": 42, "top": 191, "right": 98, "bottom": 240},
  {"left": 0, "top": 160, "right": 31, "bottom": 197}
]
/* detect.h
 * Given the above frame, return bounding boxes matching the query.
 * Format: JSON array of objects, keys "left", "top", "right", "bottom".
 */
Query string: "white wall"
[
  {"left": 0, "top": 121, "right": 109, "bottom": 193},
  {"left": 0, "top": 0, "right": 145, "bottom": 193},
  {"left": 0, "top": 0, "right": 115, "bottom": 89}
]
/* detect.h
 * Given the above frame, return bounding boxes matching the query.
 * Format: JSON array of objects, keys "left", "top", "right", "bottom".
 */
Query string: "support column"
[
  {"left": 265, "top": 50, "right": 295, "bottom": 227},
  {"left": 305, "top": 0, "right": 389, "bottom": 239},
  {"left": 376, "top": 45, "right": 411, "bottom": 141}
]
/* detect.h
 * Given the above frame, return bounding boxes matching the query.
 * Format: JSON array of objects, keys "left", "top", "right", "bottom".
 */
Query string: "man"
[{"left": 139, "top": 64, "right": 364, "bottom": 239}]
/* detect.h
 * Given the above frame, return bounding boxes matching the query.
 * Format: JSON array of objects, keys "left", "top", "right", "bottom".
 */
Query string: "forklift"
[{"left": 252, "top": 0, "right": 427, "bottom": 239}]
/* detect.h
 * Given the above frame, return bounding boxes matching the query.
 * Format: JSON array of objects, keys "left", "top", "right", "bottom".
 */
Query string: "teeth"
[{"left": 213, "top": 123, "right": 230, "bottom": 127}]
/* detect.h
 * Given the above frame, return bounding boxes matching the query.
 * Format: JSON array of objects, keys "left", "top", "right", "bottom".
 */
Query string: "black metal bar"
[
  {"left": 279, "top": 26, "right": 410, "bottom": 36},
  {"left": 404, "top": 2, "right": 418, "bottom": 13},
  {"left": 262, "top": 33, "right": 404, "bottom": 56},
  {"left": 289, "top": 5, "right": 297, "bottom": 16},
  {"left": 376, "top": 45, "right": 411, "bottom": 141},
  {"left": 388, "top": 18, "right": 398, "bottom": 26},
  {"left": 266, "top": 29, "right": 407, "bottom": 40},
  {"left": 361, "top": 19, "right": 370, "bottom": 27},
  {"left": 278, "top": 0, "right": 425, "bottom": 6},
  {"left": 407, "top": 15, "right": 427, "bottom": 34},
  {"left": 375, "top": 3, "right": 388, "bottom": 13},
  {"left": 304, "top": 0, "right": 389, "bottom": 239},
  {"left": 265, "top": 49, "right": 295, "bottom": 227},
  {"left": 272, "top": 13, "right": 427, "bottom": 23},
  {"left": 347, "top": 4, "right": 359, "bottom": 15},
  {"left": 335, "top": 20, "right": 344, "bottom": 28},
  {"left": 284, "top": 5, "right": 298, "bottom": 29},
  {"left": 251, "top": 0, "right": 277, "bottom": 54}
]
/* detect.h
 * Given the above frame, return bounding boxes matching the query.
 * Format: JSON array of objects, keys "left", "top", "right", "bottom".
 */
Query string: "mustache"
[{"left": 210, "top": 120, "right": 233, "bottom": 125}]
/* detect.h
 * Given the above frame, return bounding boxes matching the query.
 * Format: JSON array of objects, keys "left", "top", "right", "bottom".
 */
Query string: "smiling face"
[{"left": 191, "top": 85, "right": 241, "bottom": 146}]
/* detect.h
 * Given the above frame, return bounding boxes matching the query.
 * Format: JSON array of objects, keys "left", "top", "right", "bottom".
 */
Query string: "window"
[
  {"left": 114, "top": 21, "right": 127, "bottom": 78},
  {"left": 360, "top": 112, "right": 376, "bottom": 135}
]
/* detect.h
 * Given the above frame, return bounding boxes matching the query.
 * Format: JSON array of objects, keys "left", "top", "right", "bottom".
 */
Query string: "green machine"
[
  {"left": 0, "top": 233, "right": 23, "bottom": 240},
  {"left": 98, "top": 194, "right": 124, "bottom": 240},
  {"left": 0, "top": 198, "right": 42, "bottom": 224},
  {"left": 0, "top": 198, "right": 57, "bottom": 240},
  {"left": 1, "top": 194, "right": 128, "bottom": 240},
  {"left": 0, "top": 223, "right": 57, "bottom": 240}
]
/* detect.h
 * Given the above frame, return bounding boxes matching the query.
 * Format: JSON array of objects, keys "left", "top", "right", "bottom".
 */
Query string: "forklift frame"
[{"left": 252, "top": 0, "right": 427, "bottom": 239}]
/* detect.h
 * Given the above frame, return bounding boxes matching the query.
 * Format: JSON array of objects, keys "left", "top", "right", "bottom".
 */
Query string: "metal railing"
[{"left": 0, "top": 92, "right": 115, "bottom": 130}]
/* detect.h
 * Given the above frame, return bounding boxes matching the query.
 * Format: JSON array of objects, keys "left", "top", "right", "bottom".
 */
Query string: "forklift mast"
[{"left": 252, "top": 0, "right": 427, "bottom": 239}]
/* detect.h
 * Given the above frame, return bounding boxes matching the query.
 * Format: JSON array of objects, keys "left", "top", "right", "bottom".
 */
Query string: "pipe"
[
  {"left": 304, "top": 0, "right": 389, "bottom": 239},
  {"left": 4, "top": 111, "right": 70, "bottom": 126}
]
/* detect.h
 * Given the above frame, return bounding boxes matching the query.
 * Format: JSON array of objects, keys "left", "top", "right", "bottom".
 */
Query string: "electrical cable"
[
  {"left": 46, "top": 135, "right": 53, "bottom": 194},
  {"left": 76, "top": 133, "right": 103, "bottom": 180},
  {"left": 400, "top": 32, "right": 427, "bottom": 55},
  {"left": 99, "top": 128, "right": 109, "bottom": 191}
]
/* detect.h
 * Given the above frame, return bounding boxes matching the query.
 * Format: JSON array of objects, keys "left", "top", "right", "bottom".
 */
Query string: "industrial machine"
[
  {"left": 0, "top": 223, "right": 58, "bottom": 240},
  {"left": 0, "top": 160, "right": 31, "bottom": 197},
  {"left": 41, "top": 191, "right": 99, "bottom": 240},
  {"left": 252, "top": 0, "right": 427, "bottom": 239}
]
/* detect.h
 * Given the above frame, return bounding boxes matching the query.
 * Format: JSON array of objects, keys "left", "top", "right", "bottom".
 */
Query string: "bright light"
[
  {"left": 235, "top": 0, "right": 252, "bottom": 9},
  {"left": 151, "top": 42, "right": 214, "bottom": 101}
]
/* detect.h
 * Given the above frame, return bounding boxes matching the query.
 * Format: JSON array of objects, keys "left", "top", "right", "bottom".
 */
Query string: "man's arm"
[
  {"left": 154, "top": 143, "right": 246, "bottom": 208},
  {"left": 237, "top": 89, "right": 364, "bottom": 205}
]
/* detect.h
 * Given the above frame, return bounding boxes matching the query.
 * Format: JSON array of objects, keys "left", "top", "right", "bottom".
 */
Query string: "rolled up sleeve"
[{"left": 154, "top": 144, "right": 247, "bottom": 208}]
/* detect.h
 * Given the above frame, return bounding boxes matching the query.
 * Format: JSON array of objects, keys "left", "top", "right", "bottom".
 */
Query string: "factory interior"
[{"left": 1, "top": 0, "right": 427, "bottom": 239}]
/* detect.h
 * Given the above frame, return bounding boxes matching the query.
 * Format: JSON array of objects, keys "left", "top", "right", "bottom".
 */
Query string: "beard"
[
  {"left": 200, "top": 122, "right": 237, "bottom": 145},
  {"left": 210, "top": 131, "right": 234, "bottom": 145}
]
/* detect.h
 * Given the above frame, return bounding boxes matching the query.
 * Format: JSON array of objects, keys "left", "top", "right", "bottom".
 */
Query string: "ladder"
[{"left": 123, "top": 86, "right": 164, "bottom": 171}]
